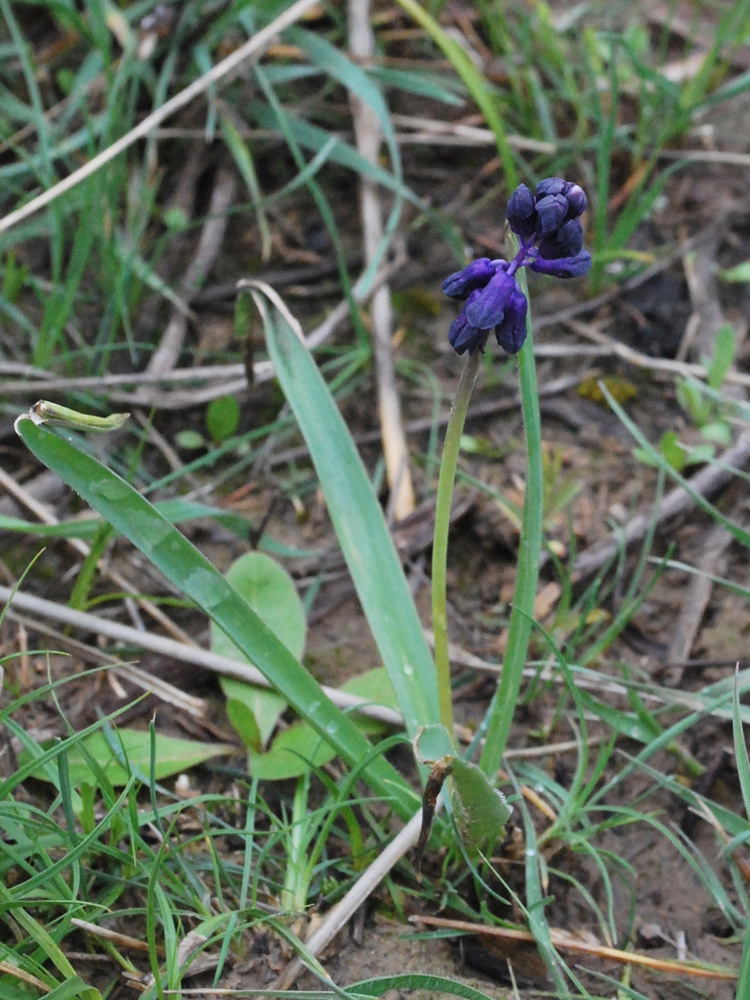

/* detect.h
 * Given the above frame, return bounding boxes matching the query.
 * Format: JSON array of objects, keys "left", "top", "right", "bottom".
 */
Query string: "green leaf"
[
  {"left": 341, "top": 667, "right": 398, "bottom": 710},
  {"left": 24, "top": 729, "right": 235, "bottom": 788},
  {"left": 44, "top": 977, "right": 102, "bottom": 1000},
  {"left": 700, "top": 420, "right": 732, "bottom": 446},
  {"left": 212, "top": 552, "right": 306, "bottom": 662},
  {"left": 660, "top": 430, "right": 688, "bottom": 471},
  {"left": 353, "top": 973, "right": 497, "bottom": 1000},
  {"left": 733, "top": 669, "right": 750, "bottom": 822},
  {"left": 241, "top": 668, "right": 397, "bottom": 780},
  {"left": 250, "top": 284, "right": 440, "bottom": 738},
  {"left": 175, "top": 429, "right": 205, "bottom": 450},
  {"left": 247, "top": 721, "right": 336, "bottom": 780},
  {"left": 706, "top": 323, "right": 735, "bottom": 390},
  {"left": 211, "top": 551, "right": 306, "bottom": 750},
  {"left": 414, "top": 723, "right": 455, "bottom": 763},
  {"left": 14, "top": 417, "right": 417, "bottom": 818},
  {"left": 718, "top": 261, "right": 750, "bottom": 283},
  {"left": 224, "top": 695, "right": 265, "bottom": 752},
  {"left": 414, "top": 724, "right": 512, "bottom": 855},
  {"left": 206, "top": 394, "right": 240, "bottom": 443},
  {"left": 451, "top": 757, "right": 512, "bottom": 855}
]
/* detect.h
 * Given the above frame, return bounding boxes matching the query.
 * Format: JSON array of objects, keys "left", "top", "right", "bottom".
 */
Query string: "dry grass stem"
[
  {"left": 412, "top": 915, "right": 738, "bottom": 981},
  {"left": 571, "top": 429, "right": 750, "bottom": 580},
  {"left": 348, "top": 0, "right": 415, "bottom": 519},
  {"left": 0, "top": 583, "right": 403, "bottom": 727}
]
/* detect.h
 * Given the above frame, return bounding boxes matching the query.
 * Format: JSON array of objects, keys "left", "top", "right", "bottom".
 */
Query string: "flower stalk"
[
  {"left": 436, "top": 177, "right": 592, "bottom": 782},
  {"left": 431, "top": 349, "right": 481, "bottom": 740},
  {"left": 478, "top": 259, "right": 543, "bottom": 779}
]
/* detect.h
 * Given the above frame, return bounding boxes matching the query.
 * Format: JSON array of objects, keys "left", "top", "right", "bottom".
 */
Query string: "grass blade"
[
  {"left": 248, "top": 282, "right": 439, "bottom": 737},
  {"left": 13, "top": 416, "right": 416, "bottom": 819}
]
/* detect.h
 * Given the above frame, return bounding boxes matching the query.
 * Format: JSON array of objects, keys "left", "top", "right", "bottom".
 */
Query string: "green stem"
[
  {"left": 479, "top": 267, "right": 543, "bottom": 780},
  {"left": 432, "top": 350, "right": 481, "bottom": 740}
]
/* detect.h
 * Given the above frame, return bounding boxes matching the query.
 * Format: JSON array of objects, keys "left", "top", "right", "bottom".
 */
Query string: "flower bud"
[
  {"left": 535, "top": 194, "right": 568, "bottom": 236},
  {"left": 448, "top": 290, "right": 486, "bottom": 355},
  {"left": 465, "top": 270, "right": 516, "bottom": 329},
  {"left": 530, "top": 250, "right": 592, "bottom": 279},
  {"left": 536, "top": 177, "right": 566, "bottom": 197},
  {"left": 506, "top": 184, "right": 536, "bottom": 238},
  {"left": 495, "top": 286, "right": 528, "bottom": 354},
  {"left": 442, "top": 258, "right": 498, "bottom": 299},
  {"left": 563, "top": 183, "right": 587, "bottom": 219},
  {"left": 537, "top": 219, "right": 584, "bottom": 260}
]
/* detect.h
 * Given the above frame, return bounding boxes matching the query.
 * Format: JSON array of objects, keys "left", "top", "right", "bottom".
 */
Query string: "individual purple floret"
[
  {"left": 530, "top": 250, "right": 591, "bottom": 279},
  {"left": 443, "top": 257, "right": 498, "bottom": 299},
  {"left": 505, "top": 184, "right": 536, "bottom": 239},
  {"left": 495, "top": 286, "right": 527, "bottom": 354},
  {"left": 444, "top": 177, "right": 591, "bottom": 355}
]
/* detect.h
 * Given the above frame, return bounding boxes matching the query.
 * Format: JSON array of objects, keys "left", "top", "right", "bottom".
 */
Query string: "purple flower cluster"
[{"left": 443, "top": 178, "right": 592, "bottom": 356}]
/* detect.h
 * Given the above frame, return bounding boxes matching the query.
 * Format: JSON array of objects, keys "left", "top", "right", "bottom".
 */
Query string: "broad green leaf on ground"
[
  {"left": 248, "top": 283, "right": 440, "bottom": 739},
  {"left": 14, "top": 416, "right": 417, "bottom": 818},
  {"left": 246, "top": 668, "right": 399, "bottom": 781},
  {"left": 211, "top": 551, "right": 306, "bottom": 751},
  {"left": 211, "top": 551, "right": 306, "bottom": 662},
  {"left": 342, "top": 667, "right": 398, "bottom": 712},
  {"left": 247, "top": 720, "right": 336, "bottom": 781},
  {"left": 23, "top": 729, "right": 236, "bottom": 788}
]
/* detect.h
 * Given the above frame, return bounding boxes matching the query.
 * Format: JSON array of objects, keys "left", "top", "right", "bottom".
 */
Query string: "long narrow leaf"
[
  {"left": 14, "top": 417, "right": 416, "bottom": 819},
  {"left": 249, "top": 283, "right": 439, "bottom": 737}
]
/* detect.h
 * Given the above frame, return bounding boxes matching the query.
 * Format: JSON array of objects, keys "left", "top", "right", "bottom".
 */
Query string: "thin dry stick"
[
  {"left": 0, "top": 466, "right": 194, "bottom": 645},
  {"left": 144, "top": 168, "right": 237, "bottom": 378},
  {"left": 0, "top": 0, "right": 322, "bottom": 235},
  {"left": 411, "top": 915, "right": 737, "bottom": 982},
  {"left": 564, "top": 316, "right": 750, "bottom": 389},
  {"left": 9, "top": 611, "right": 207, "bottom": 718},
  {"left": 0, "top": 961, "right": 50, "bottom": 993},
  {"left": 348, "top": 0, "right": 414, "bottom": 519},
  {"left": 572, "top": 429, "right": 750, "bottom": 580},
  {"left": 390, "top": 113, "right": 556, "bottom": 152},
  {"left": 666, "top": 522, "right": 734, "bottom": 667},
  {"left": 70, "top": 919, "right": 153, "bottom": 954},
  {"left": 0, "top": 583, "right": 403, "bottom": 727}
]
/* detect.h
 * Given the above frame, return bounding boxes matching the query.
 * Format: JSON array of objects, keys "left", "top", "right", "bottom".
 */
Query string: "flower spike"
[{"left": 444, "top": 177, "right": 591, "bottom": 355}]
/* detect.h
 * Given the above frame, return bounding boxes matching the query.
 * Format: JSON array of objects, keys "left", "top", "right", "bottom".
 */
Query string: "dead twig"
[
  {"left": 143, "top": 167, "right": 237, "bottom": 380},
  {"left": 410, "top": 915, "right": 737, "bottom": 982},
  {"left": 571, "top": 430, "right": 750, "bottom": 581},
  {"left": 665, "top": 522, "right": 735, "bottom": 675},
  {"left": 0, "top": 583, "right": 403, "bottom": 727},
  {"left": 348, "top": 0, "right": 414, "bottom": 519}
]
